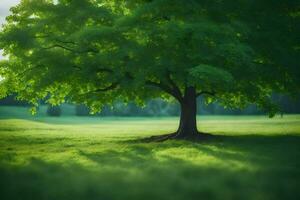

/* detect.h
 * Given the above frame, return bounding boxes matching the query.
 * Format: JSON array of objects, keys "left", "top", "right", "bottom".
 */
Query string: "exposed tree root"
[{"left": 138, "top": 132, "right": 215, "bottom": 143}]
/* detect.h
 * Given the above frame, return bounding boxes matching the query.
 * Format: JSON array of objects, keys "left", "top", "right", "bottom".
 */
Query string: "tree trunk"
[
  {"left": 176, "top": 86, "right": 199, "bottom": 138},
  {"left": 143, "top": 86, "right": 210, "bottom": 142}
]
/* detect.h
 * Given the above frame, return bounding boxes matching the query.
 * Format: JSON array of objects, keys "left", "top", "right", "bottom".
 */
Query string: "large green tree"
[{"left": 0, "top": 0, "right": 299, "bottom": 139}]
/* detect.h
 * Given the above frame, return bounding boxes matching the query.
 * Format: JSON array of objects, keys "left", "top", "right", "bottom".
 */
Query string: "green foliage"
[
  {"left": 0, "top": 0, "right": 299, "bottom": 114},
  {"left": 189, "top": 64, "right": 234, "bottom": 91}
]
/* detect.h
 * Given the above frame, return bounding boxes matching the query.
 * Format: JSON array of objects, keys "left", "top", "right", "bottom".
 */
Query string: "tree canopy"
[{"left": 0, "top": 0, "right": 299, "bottom": 120}]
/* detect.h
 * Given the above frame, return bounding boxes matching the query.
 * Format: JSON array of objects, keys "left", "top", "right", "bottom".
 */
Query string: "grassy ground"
[{"left": 0, "top": 113, "right": 300, "bottom": 200}]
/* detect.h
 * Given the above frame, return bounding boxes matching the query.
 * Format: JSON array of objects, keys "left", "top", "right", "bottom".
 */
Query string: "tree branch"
[
  {"left": 165, "top": 70, "right": 183, "bottom": 101},
  {"left": 72, "top": 66, "right": 113, "bottom": 74},
  {"left": 97, "top": 68, "right": 113, "bottom": 73},
  {"left": 34, "top": 34, "right": 77, "bottom": 45},
  {"left": 94, "top": 82, "right": 119, "bottom": 92},
  {"left": 41, "top": 44, "right": 98, "bottom": 54},
  {"left": 16, "top": 65, "right": 44, "bottom": 77},
  {"left": 124, "top": 70, "right": 183, "bottom": 102},
  {"left": 79, "top": 82, "right": 119, "bottom": 97},
  {"left": 41, "top": 44, "right": 78, "bottom": 52},
  {"left": 79, "top": 82, "right": 119, "bottom": 99},
  {"left": 54, "top": 39, "right": 76, "bottom": 45},
  {"left": 146, "top": 80, "right": 183, "bottom": 102}
]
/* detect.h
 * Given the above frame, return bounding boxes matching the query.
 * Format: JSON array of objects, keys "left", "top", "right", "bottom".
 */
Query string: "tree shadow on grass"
[
  {"left": 124, "top": 134, "right": 300, "bottom": 166},
  {"left": 1, "top": 135, "right": 300, "bottom": 200}
]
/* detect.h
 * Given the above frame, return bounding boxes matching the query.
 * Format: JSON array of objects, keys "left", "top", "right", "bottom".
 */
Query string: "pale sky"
[{"left": 0, "top": 0, "right": 21, "bottom": 60}]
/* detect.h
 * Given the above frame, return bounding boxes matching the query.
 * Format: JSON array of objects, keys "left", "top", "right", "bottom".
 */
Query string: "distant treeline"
[{"left": 1, "top": 95, "right": 300, "bottom": 116}]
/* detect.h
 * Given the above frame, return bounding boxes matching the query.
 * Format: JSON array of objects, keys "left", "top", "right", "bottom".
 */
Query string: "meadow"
[{"left": 0, "top": 107, "right": 300, "bottom": 200}]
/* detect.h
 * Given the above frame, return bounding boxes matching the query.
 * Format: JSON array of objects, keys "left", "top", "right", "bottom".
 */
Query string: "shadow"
[
  {"left": 1, "top": 134, "right": 300, "bottom": 200},
  {"left": 162, "top": 134, "right": 299, "bottom": 163}
]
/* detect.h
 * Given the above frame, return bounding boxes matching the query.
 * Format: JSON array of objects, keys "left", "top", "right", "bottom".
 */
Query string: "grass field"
[{"left": 0, "top": 113, "right": 300, "bottom": 200}]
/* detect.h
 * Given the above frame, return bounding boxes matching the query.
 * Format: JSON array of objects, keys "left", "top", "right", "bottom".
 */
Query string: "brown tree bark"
[
  {"left": 143, "top": 86, "right": 211, "bottom": 142},
  {"left": 175, "top": 86, "right": 199, "bottom": 138}
]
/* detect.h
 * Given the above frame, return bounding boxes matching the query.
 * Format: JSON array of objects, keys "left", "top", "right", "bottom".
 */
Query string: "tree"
[
  {"left": 0, "top": 94, "right": 29, "bottom": 106},
  {"left": 75, "top": 104, "right": 90, "bottom": 116},
  {"left": 0, "top": 0, "right": 299, "bottom": 139},
  {"left": 47, "top": 105, "right": 62, "bottom": 117}
]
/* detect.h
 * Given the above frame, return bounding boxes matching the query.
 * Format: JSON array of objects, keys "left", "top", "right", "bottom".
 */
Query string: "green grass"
[{"left": 0, "top": 114, "right": 300, "bottom": 200}]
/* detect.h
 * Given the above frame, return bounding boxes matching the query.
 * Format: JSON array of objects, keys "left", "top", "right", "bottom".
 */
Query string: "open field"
[{"left": 0, "top": 114, "right": 300, "bottom": 200}]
